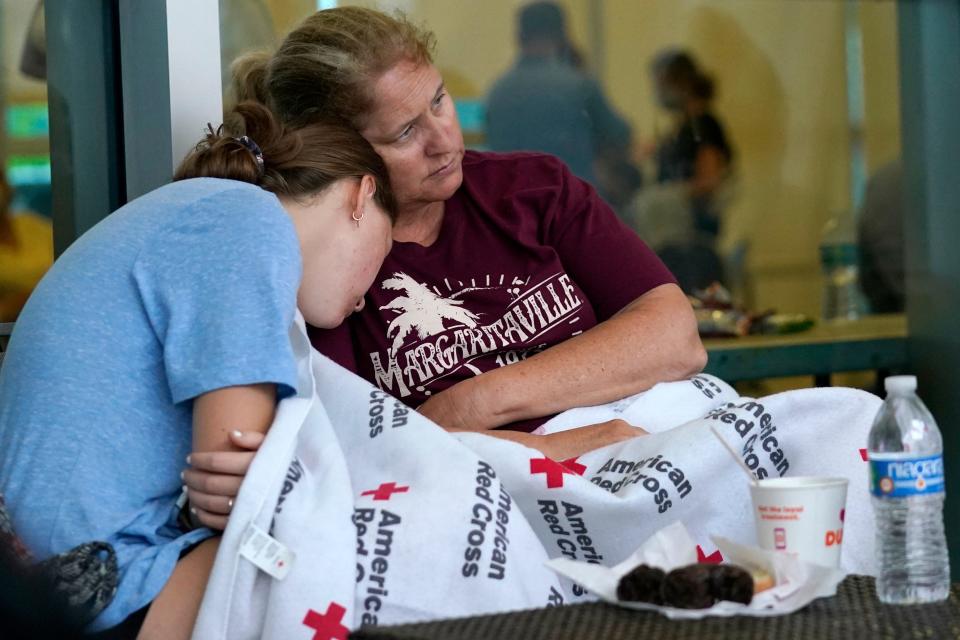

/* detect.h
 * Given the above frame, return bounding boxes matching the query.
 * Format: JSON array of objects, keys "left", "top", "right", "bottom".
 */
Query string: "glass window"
[
  {"left": 1, "top": 0, "right": 53, "bottom": 323},
  {"left": 218, "top": 0, "right": 902, "bottom": 321}
]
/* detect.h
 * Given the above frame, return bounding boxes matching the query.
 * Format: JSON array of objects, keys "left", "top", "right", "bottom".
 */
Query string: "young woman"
[{"left": 0, "top": 102, "right": 395, "bottom": 638}]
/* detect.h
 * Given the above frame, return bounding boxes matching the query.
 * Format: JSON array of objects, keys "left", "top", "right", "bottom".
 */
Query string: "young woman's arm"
[
  {"left": 184, "top": 383, "right": 276, "bottom": 529},
  {"left": 138, "top": 537, "right": 220, "bottom": 640}
]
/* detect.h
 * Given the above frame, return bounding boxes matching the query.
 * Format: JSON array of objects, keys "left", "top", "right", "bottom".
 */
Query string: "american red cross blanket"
[{"left": 192, "top": 317, "right": 879, "bottom": 640}]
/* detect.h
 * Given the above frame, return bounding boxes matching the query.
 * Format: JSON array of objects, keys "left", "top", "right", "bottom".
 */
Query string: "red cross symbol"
[
  {"left": 361, "top": 482, "right": 410, "bottom": 501},
  {"left": 560, "top": 457, "right": 587, "bottom": 476},
  {"left": 530, "top": 457, "right": 576, "bottom": 489},
  {"left": 696, "top": 545, "right": 724, "bottom": 564},
  {"left": 303, "top": 602, "right": 348, "bottom": 640}
]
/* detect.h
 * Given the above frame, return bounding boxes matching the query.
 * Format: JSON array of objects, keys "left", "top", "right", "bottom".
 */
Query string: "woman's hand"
[
  {"left": 540, "top": 419, "right": 648, "bottom": 459},
  {"left": 417, "top": 379, "right": 492, "bottom": 431},
  {"left": 457, "top": 419, "right": 648, "bottom": 460},
  {"left": 183, "top": 430, "right": 264, "bottom": 530}
]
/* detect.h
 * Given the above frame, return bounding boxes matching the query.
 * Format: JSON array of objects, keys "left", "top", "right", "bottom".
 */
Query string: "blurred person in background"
[
  {"left": 485, "top": 0, "right": 636, "bottom": 201},
  {"left": 629, "top": 49, "right": 734, "bottom": 292},
  {"left": 857, "top": 159, "right": 904, "bottom": 314}
]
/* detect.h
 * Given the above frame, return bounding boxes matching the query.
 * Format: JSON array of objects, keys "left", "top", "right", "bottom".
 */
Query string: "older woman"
[{"left": 226, "top": 8, "right": 703, "bottom": 456}]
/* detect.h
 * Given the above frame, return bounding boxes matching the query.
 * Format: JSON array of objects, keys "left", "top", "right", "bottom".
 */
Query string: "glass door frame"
[{"left": 45, "top": 0, "right": 222, "bottom": 255}]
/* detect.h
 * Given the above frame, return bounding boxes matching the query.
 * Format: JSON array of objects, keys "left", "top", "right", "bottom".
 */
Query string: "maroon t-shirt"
[{"left": 311, "top": 151, "right": 675, "bottom": 431}]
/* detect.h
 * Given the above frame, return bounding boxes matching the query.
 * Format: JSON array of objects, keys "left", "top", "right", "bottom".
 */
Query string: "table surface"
[
  {"left": 704, "top": 314, "right": 907, "bottom": 351},
  {"left": 350, "top": 575, "right": 959, "bottom": 640},
  {"left": 702, "top": 314, "right": 908, "bottom": 382}
]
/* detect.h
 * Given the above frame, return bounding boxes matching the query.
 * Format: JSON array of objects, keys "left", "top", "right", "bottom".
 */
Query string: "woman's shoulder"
[
  {"left": 460, "top": 150, "right": 570, "bottom": 193},
  {"left": 151, "top": 177, "right": 279, "bottom": 212},
  {"left": 116, "top": 179, "right": 297, "bottom": 276},
  {"left": 141, "top": 179, "right": 288, "bottom": 237},
  {"left": 451, "top": 151, "right": 592, "bottom": 236},
  {"left": 463, "top": 149, "right": 566, "bottom": 171}
]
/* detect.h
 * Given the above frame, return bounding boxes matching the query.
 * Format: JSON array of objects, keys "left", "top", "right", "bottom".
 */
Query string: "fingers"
[
  {"left": 182, "top": 468, "right": 243, "bottom": 497},
  {"left": 185, "top": 488, "right": 235, "bottom": 531},
  {"left": 607, "top": 419, "right": 649, "bottom": 438},
  {"left": 188, "top": 489, "right": 234, "bottom": 517},
  {"left": 479, "top": 419, "right": 647, "bottom": 460},
  {"left": 542, "top": 420, "right": 646, "bottom": 458},
  {"left": 185, "top": 431, "right": 263, "bottom": 473},
  {"left": 183, "top": 474, "right": 238, "bottom": 531},
  {"left": 186, "top": 450, "right": 256, "bottom": 475},
  {"left": 228, "top": 430, "right": 265, "bottom": 451},
  {"left": 181, "top": 433, "right": 263, "bottom": 531},
  {"left": 593, "top": 419, "right": 647, "bottom": 439},
  {"left": 190, "top": 506, "right": 228, "bottom": 531},
  {"left": 180, "top": 431, "right": 264, "bottom": 532},
  {"left": 604, "top": 424, "right": 647, "bottom": 445},
  {"left": 541, "top": 428, "right": 602, "bottom": 460}
]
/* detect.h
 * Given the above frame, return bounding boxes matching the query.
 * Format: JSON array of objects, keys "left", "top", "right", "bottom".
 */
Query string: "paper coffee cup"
[{"left": 749, "top": 476, "right": 848, "bottom": 568}]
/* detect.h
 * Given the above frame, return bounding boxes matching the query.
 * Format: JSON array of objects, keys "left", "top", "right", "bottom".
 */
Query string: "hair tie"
[{"left": 235, "top": 135, "right": 265, "bottom": 178}]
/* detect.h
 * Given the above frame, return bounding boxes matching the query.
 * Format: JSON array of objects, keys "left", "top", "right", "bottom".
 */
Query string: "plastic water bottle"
[
  {"left": 868, "top": 375, "right": 950, "bottom": 603},
  {"left": 819, "top": 216, "right": 866, "bottom": 321}
]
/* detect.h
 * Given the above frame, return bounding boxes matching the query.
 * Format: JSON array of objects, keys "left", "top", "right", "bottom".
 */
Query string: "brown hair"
[
  {"left": 174, "top": 101, "right": 396, "bottom": 219},
  {"left": 652, "top": 49, "right": 716, "bottom": 102},
  {"left": 232, "top": 7, "right": 436, "bottom": 129}
]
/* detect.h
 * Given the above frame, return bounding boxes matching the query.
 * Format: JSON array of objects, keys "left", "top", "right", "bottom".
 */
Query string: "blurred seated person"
[
  {"left": 0, "top": 168, "right": 53, "bottom": 322},
  {"left": 485, "top": 1, "right": 634, "bottom": 193},
  {"left": 857, "top": 159, "right": 904, "bottom": 313},
  {"left": 628, "top": 49, "right": 734, "bottom": 292}
]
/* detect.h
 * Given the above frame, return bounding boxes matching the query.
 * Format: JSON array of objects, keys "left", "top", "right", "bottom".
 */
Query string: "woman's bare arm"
[
  {"left": 185, "top": 383, "right": 276, "bottom": 529},
  {"left": 138, "top": 537, "right": 220, "bottom": 640},
  {"left": 451, "top": 419, "right": 648, "bottom": 460},
  {"left": 418, "top": 283, "right": 705, "bottom": 431}
]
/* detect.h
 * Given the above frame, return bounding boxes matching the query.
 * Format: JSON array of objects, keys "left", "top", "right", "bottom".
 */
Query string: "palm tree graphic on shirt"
[{"left": 380, "top": 272, "right": 481, "bottom": 353}]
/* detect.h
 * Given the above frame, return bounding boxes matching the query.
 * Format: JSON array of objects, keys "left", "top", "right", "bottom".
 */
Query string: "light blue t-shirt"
[{"left": 0, "top": 178, "right": 301, "bottom": 630}]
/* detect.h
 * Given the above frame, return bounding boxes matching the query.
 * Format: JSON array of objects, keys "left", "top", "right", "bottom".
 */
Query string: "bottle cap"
[{"left": 884, "top": 375, "right": 917, "bottom": 395}]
